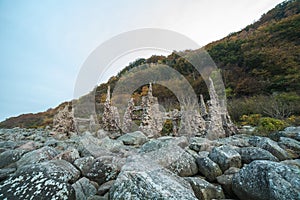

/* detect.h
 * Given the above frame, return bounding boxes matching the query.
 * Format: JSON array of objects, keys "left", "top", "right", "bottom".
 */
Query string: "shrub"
[{"left": 255, "top": 117, "right": 287, "bottom": 136}]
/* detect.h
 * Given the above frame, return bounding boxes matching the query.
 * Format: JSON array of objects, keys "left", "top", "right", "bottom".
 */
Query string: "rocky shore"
[{"left": 0, "top": 127, "right": 299, "bottom": 199}]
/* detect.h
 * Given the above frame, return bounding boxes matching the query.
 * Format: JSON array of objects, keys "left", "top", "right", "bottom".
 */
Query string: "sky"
[{"left": 0, "top": 0, "right": 284, "bottom": 121}]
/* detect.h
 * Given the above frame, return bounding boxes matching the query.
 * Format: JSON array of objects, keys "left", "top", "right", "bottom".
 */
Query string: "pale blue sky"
[{"left": 0, "top": 0, "right": 283, "bottom": 121}]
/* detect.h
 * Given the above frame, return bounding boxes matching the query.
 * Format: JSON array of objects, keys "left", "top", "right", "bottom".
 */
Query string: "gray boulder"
[
  {"left": 209, "top": 145, "right": 241, "bottom": 172},
  {"left": 278, "top": 137, "right": 300, "bottom": 158},
  {"left": 144, "top": 145, "right": 198, "bottom": 177},
  {"left": 16, "top": 146, "right": 58, "bottom": 168},
  {"left": 110, "top": 155, "right": 197, "bottom": 200},
  {"left": 232, "top": 160, "right": 300, "bottom": 200},
  {"left": 16, "top": 159, "right": 80, "bottom": 183},
  {"left": 54, "top": 147, "right": 80, "bottom": 163},
  {"left": 0, "top": 172, "right": 75, "bottom": 200},
  {"left": 74, "top": 156, "right": 95, "bottom": 176},
  {"left": 257, "top": 137, "right": 290, "bottom": 161},
  {"left": 97, "top": 180, "right": 115, "bottom": 196},
  {"left": 86, "top": 156, "right": 122, "bottom": 185},
  {"left": 184, "top": 177, "right": 225, "bottom": 200},
  {"left": 0, "top": 149, "right": 26, "bottom": 168},
  {"left": 117, "top": 131, "right": 149, "bottom": 146},
  {"left": 72, "top": 177, "right": 97, "bottom": 200},
  {"left": 139, "top": 136, "right": 189, "bottom": 153},
  {"left": 236, "top": 147, "right": 278, "bottom": 164},
  {"left": 196, "top": 152, "right": 222, "bottom": 181}
]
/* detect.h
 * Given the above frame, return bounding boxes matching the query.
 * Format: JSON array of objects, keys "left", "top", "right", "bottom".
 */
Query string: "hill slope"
[{"left": 1, "top": 0, "right": 299, "bottom": 128}]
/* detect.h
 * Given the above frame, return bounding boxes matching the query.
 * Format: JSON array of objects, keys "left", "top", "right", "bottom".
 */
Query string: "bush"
[
  {"left": 255, "top": 117, "right": 287, "bottom": 136},
  {"left": 160, "top": 119, "right": 174, "bottom": 136}
]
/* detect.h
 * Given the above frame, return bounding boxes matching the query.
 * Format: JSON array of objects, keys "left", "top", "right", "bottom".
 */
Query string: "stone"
[
  {"left": 109, "top": 155, "right": 197, "bottom": 200},
  {"left": 144, "top": 145, "right": 198, "bottom": 177},
  {"left": 278, "top": 137, "right": 300, "bottom": 158},
  {"left": 209, "top": 145, "right": 241, "bottom": 172},
  {"left": 139, "top": 136, "right": 189, "bottom": 153},
  {"left": 271, "top": 126, "right": 300, "bottom": 141},
  {"left": 72, "top": 177, "right": 97, "bottom": 200},
  {"left": 281, "top": 159, "right": 300, "bottom": 169},
  {"left": 257, "top": 137, "right": 290, "bottom": 161},
  {"left": 0, "top": 141, "right": 17, "bottom": 150},
  {"left": 99, "top": 136, "right": 125, "bottom": 153},
  {"left": 117, "top": 131, "right": 149, "bottom": 146},
  {"left": 0, "top": 172, "right": 75, "bottom": 200},
  {"left": 54, "top": 147, "right": 80, "bottom": 163},
  {"left": 74, "top": 156, "right": 95, "bottom": 176},
  {"left": 86, "top": 156, "right": 122, "bottom": 185},
  {"left": 232, "top": 160, "right": 300, "bottom": 200},
  {"left": 16, "top": 159, "right": 80, "bottom": 183},
  {"left": 179, "top": 109, "right": 206, "bottom": 137},
  {"left": 236, "top": 147, "right": 279, "bottom": 164},
  {"left": 102, "top": 85, "right": 121, "bottom": 133},
  {"left": 0, "top": 168, "right": 16, "bottom": 181},
  {"left": 122, "top": 98, "right": 136, "bottom": 133},
  {"left": 52, "top": 103, "right": 75, "bottom": 135},
  {"left": 184, "top": 177, "right": 225, "bottom": 200},
  {"left": 17, "top": 141, "right": 37, "bottom": 151},
  {"left": 16, "top": 146, "right": 58, "bottom": 168},
  {"left": 216, "top": 174, "right": 236, "bottom": 198},
  {"left": 189, "top": 137, "right": 216, "bottom": 152},
  {"left": 196, "top": 152, "right": 222, "bottom": 182},
  {"left": 0, "top": 149, "right": 26, "bottom": 168},
  {"left": 139, "top": 83, "right": 164, "bottom": 138},
  {"left": 97, "top": 180, "right": 115, "bottom": 196}
]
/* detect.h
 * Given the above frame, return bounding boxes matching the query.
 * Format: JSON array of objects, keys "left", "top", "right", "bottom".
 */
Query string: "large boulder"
[
  {"left": 209, "top": 145, "right": 241, "bottom": 172},
  {"left": 139, "top": 136, "right": 189, "bottom": 153},
  {"left": 278, "top": 137, "right": 300, "bottom": 158},
  {"left": 0, "top": 149, "right": 26, "bottom": 168},
  {"left": 236, "top": 147, "right": 278, "bottom": 164},
  {"left": 72, "top": 177, "right": 97, "bottom": 200},
  {"left": 196, "top": 151, "right": 222, "bottom": 181},
  {"left": 257, "top": 137, "right": 290, "bottom": 161},
  {"left": 110, "top": 155, "right": 197, "bottom": 200},
  {"left": 232, "top": 160, "right": 300, "bottom": 200},
  {"left": 16, "top": 146, "right": 58, "bottom": 168},
  {"left": 144, "top": 145, "right": 198, "bottom": 177},
  {"left": 54, "top": 147, "right": 80, "bottom": 163},
  {"left": 0, "top": 172, "right": 75, "bottom": 200},
  {"left": 86, "top": 156, "right": 123, "bottom": 185},
  {"left": 184, "top": 177, "right": 225, "bottom": 200},
  {"left": 117, "top": 131, "right": 149, "bottom": 146},
  {"left": 16, "top": 159, "right": 80, "bottom": 183},
  {"left": 74, "top": 156, "right": 95, "bottom": 176}
]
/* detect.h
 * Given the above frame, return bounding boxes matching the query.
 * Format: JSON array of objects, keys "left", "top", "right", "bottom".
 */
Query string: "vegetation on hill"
[{"left": 1, "top": 0, "right": 299, "bottom": 134}]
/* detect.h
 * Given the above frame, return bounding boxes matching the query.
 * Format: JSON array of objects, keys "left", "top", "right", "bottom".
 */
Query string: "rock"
[
  {"left": 86, "top": 156, "right": 122, "bottom": 185},
  {"left": 217, "top": 134, "right": 251, "bottom": 147},
  {"left": 278, "top": 137, "right": 300, "bottom": 158},
  {"left": 97, "top": 180, "right": 115, "bottom": 196},
  {"left": 144, "top": 145, "right": 198, "bottom": 177},
  {"left": 216, "top": 174, "right": 236, "bottom": 198},
  {"left": 0, "top": 149, "right": 26, "bottom": 168},
  {"left": 257, "top": 137, "right": 290, "bottom": 161},
  {"left": 232, "top": 160, "right": 300, "bottom": 200},
  {"left": 184, "top": 177, "right": 225, "bottom": 200},
  {"left": 139, "top": 136, "right": 189, "bottom": 153},
  {"left": 0, "top": 141, "right": 17, "bottom": 150},
  {"left": 209, "top": 145, "right": 241, "bottom": 172},
  {"left": 196, "top": 152, "right": 222, "bottom": 181},
  {"left": 16, "top": 146, "right": 58, "bottom": 168},
  {"left": 281, "top": 159, "right": 300, "bottom": 169},
  {"left": 88, "top": 194, "right": 108, "bottom": 200},
  {"left": 189, "top": 137, "right": 216, "bottom": 152},
  {"left": 77, "top": 135, "right": 114, "bottom": 158},
  {"left": 0, "top": 172, "right": 75, "bottom": 200},
  {"left": 271, "top": 126, "right": 300, "bottom": 141},
  {"left": 236, "top": 147, "right": 278, "bottom": 164},
  {"left": 110, "top": 155, "right": 197, "bottom": 200},
  {"left": 99, "top": 136, "right": 125, "bottom": 152},
  {"left": 0, "top": 168, "right": 16, "bottom": 181},
  {"left": 117, "top": 131, "right": 149, "bottom": 146},
  {"left": 16, "top": 159, "right": 80, "bottom": 183},
  {"left": 54, "top": 147, "right": 80, "bottom": 163},
  {"left": 17, "top": 141, "right": 37, "bottom": 151},
  {"left": 72, "top": 177, "right": 97, "bottom": 200},
  {"left": 52, "top": 103, "right": 75, "bottom": 135},
  {"left": 74, "top": 156, "right": 95, "bottom": 176}
]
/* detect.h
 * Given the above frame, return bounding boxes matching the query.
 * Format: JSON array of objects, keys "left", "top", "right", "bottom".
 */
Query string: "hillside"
[{"left": 1, "top": 0, "right": 299, "bottom": 129}]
